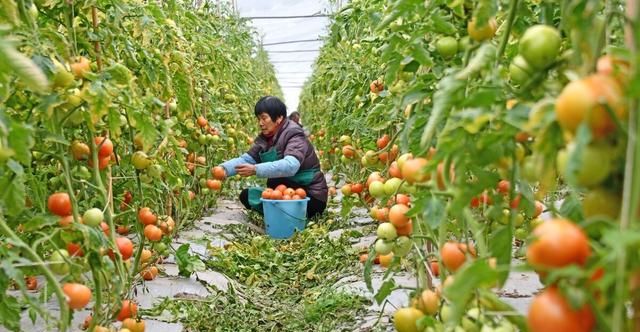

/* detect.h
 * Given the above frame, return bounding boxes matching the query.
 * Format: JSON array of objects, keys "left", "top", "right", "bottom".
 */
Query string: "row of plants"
[
  {"left": 300, "top": 0, "right": 638, "bottom": 330},
  {"left": 148, "top": 226, "right": 370, "bottom": 332},
  {"left": 0, "top": 0, "right": 279, "bottom": 331}
]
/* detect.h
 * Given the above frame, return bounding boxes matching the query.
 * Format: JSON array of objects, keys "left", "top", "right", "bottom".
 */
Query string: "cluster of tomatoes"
[
  {"left": 261, "top": 185, "right": 308, "bottom": 201},
  {"left": 44, "top": 191, "right": 154, "bottom": 330},
  {"left": 70, "top": 136, "right": 114, "bottom": 171}
]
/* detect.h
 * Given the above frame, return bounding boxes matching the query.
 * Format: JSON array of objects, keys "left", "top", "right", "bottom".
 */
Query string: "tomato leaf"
[
  {"left": 565, "top": 123, "right": 592, "bottom": 187},
  {"left": 442, "top": 260, "right": 499, "bottom": 326},
  {"left": 340, "top": 196, "right": 354, "bottom": 218},
  {"left": 461, "top": 87, "right": 502, "bottom": 108},
  {"left": 422, "top": 195, "right": 446, "bottom": 229},
  {"left": 364, "top": 245, "right": 376, "bottom": 292},
  {"left": 474, "top": 0, "right": 498, "bottom": 27},
  {"left": 175, "top": 243, "right": 206, "bottom": 277},
  {"left": 410, "top": 41, "right": 433, "bottom": 67},
  {"left": 559, "top": 193, "right": 584, "bottom": 222},
  {"left": 374, "top": 278, "right": 395, "bottom": 305},
  {"left": 0, "top": 41, "right": 50, "bottom": 94},
  {"left": 489, "top": 225, "right": 512, "bottom": 286},
  {"left": 7, "top": 122, "right": 34, "bottom": 165},
  {"left": 400, "top": 82, "right": 428, "bottom": 108},
  {"left": 0, "top": 171, "right": 25, "bottom": 217},
  {"left": 0, "top": 269, "right": 21, "bottom": 332}
]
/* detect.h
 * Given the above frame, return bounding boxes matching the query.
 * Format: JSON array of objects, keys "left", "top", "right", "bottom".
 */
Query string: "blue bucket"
[{"left": 260, "top": 197, "right": 309, "bottom": 239}]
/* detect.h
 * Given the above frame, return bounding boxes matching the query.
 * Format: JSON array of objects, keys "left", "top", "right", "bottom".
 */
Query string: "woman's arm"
[
  {"left": 255, "top": 156, "right": 301, "bottom": 178},
  {"left": 220, "top": 153, "right": 256, "bottom": 177}
]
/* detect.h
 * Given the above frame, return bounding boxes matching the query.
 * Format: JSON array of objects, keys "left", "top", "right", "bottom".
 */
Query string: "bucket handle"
[{"left": 272, "top": 201, "right": 308, "bottom": 223}]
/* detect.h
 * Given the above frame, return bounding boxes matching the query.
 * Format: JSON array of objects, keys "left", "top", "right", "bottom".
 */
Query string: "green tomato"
[
  {"left": 369, "top": 181, "right": 386, "bottom": 198},
  {"left": 384, "top": 178, "right": 403, "bottom": 196},
  {"left": 509, "top": 55, "right": 533, "bottom": 84},
  {"left": 148, "top": 164, "right": 163, "bottom": 178},
  {"left": 198, "top": 134, "right": 208, "bottom": 145},
  {"left": 52, "top": 66, "right": 75, "bottom": 89},
  {"left": 393, "top": 236, "right": 413, "bottom": 257},
  {"left": 402, "top": 184, "right": 417, "bottom": 194},
  {"left": 132, "top": 151, "right": 151, "bottom": 170},
  {"left": 83, "top": 208, "right": 104, "bottom": 227},
  {"left": 583, "top": 188, "right": 621, "bottom": 219},
  {"left": 341, "top": 185, "right": 352, "bottom": 196},
  {"left": 338, "top": 135, "right": 352, "bottom": 145},
  {"left": 202, "top": 188, "right": 210, "bottom": 195},
  {"left": 514, "top": 214, "right": 525, "bottom": 227},
  {"left": 440, "top": 304, "right": 453, "bottom": 323},
  {"left": 558, "top": 144, "right": 612, "bottom": 187},
  {"left": 521, "top": 155, "right": 540, "bottom": 182},
  {"left": 376, "top": 223, "right": 398, "bottom": 241},
  {"left": 519, "top": 25, "right": 561, "bottom": 70},
  {"left": 461, "top": 317, "right": 480, "bottom": 332},
  {"left": 76, "top": 166, "right": 91, "bottom": 180},
  {"left": 514, "top": 227, "right": 528, "bottom": 240},
  {"left": 458, "top": 36, "right": 471, "bottom": 51},
  {"left": 153, "top": 242, "right": 168, "bottom": 255},
  {"left": 139, "top": 173, "right": 153, "bottom": 184},
  {"left": 375, "top": 239, "right": 394, "bottom": 255},
  {"left": 50, "top": 249, "right": 70, "bottom": 275},
  {"left": 436, "top": 36, "right": 458, "bottom": 58},
  {"left": 515, "top": 143, "right": 526, "bottom": 162}
]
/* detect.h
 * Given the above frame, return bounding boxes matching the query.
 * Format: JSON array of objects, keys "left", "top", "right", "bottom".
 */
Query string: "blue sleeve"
[
  {"left": 255, "top": 155, "right": 301, "bottom": 178},
  {"left": 220, "top": 153, "right": 256, "bottom": 176}
]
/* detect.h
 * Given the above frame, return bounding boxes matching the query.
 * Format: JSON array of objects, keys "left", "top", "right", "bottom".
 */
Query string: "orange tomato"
[
  {"left": 62, "top": 283, "right": 91, "bottom": 309},
  {"left": 528, "top": 287, "right": 595, "bottom": 332},
  {"left": 527, "top": 219, "right": 591, "bottom": 269}
]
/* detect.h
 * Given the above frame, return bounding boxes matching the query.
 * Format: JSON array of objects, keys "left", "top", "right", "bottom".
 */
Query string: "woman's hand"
[{"left": 235, "top": 164, "right": 256, "bottom": 177}]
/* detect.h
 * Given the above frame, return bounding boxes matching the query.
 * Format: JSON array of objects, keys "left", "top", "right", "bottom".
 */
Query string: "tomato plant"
[
  {"left": 0, "top": 1, "right": 280, "bottom": 330},
  {"left": 299, "top": 0, "right": 637, "bottom": 330}
]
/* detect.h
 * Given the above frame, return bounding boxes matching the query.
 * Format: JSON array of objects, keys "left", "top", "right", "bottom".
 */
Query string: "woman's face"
[{"left": 257, "top": 113, "right": 283, "bottom": 136}]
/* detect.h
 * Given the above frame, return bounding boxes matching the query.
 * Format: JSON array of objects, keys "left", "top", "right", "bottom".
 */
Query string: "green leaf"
[
  {"left": 23, "top": 215, "right": 57, "bottom": 232},
  {"left": 443, "top": 260, "right": 499, "bottom": 326},
  {"left": 565, "top": 123, "right": 592, "bottom": 186},
  {"left": 410, "top": 42, "right": 433, "bottom": 67},
  {"left": 374, "top": 278, "right": 395, "bottom": 305},
  {"left": 559, "top": 193, "right": 584, "bottom": 222},
  {"left": 0, "top": 41, "right": 49, "bottom": 94},
  {"left": 8, "top": 122, "right": 34, "bottom": 165},
  {"left": 175, "top": 243, "right": 205, "bottom": 277},
  {"left": 364, "top": 245, "right": 375, "bottom": 292},
  {"left": 422, "top": 196, "right": 446, "bottom": 229},
  {"left": 340, "top": 197, "right": 354, "bottom": 218},
  {"left": 0, "top": 0, "right": 20, "bottom": 26},
  {"left": 430, "top": 11, "right": 457, "bottom": 35},
  {"left": 474, "top": 0, "right": 498, "bottom": 27},
  {"left": 400, "top": 83, "right": 428, "bottom": 108},
  {"left": 376, "top": 9, "right": 402, "bottom": 31},
  {"left": 455, "top": 44, "right": 497, "bottom": 80},
  {"left": 0, "top": 172, "right": 25, "bottom": 216},
  {"left": 0, "top": 264, "right": 22, "bottom": 332},
  {"left": 489, "top": 226, "right": 511, "bottom": 286},
  {"left": 461, "top": 88, "right": 502, "bottom": 108}
]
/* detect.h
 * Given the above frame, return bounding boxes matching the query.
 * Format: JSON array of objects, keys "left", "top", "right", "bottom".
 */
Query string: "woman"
[{"left": 218, "top": 96, "right": 328, "bottom": 219}]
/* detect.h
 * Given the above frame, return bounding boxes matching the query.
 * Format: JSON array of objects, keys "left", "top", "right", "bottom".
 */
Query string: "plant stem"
[
  {"left": 497, "top": 0, "right": 519, "bottom": 62},
  {"left": 91, "top": 7, "right": 102, "bottom": 70},
  {"left": 0, "top": 216, "right": 69, "bottom": 332},
  {"left": 614, "top": 1, "right": 639, "bottom": 330}
]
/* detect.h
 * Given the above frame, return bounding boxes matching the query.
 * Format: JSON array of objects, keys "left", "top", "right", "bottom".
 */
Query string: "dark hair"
[
  {"left": 254, "top": 96, "right": 287, "bottom": 121},
  {"left": 289, "top": 111, "right": 300, "bottom": 121}
]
